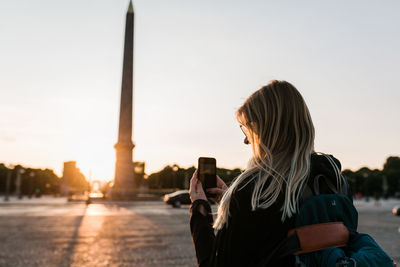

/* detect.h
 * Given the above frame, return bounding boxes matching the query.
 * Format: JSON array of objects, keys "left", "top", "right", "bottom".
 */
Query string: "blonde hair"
[{"left": 214, "top": 80, "right": 316, "bottom": 230}]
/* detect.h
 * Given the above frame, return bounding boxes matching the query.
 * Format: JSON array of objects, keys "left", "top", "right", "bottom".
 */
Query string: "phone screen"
[{"left": 198, "top": 157, "right": 217, "bottom": 198}]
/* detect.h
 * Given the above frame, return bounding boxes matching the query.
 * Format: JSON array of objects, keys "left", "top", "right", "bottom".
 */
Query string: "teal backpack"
[{"left": 257, "top": 174, "right": 395, "bottom": 267}]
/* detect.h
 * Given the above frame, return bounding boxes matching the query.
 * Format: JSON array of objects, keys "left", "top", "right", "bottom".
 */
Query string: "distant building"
[
  {"left": 133, "top": 161, "right": 146, "bottom": 187},
  {"left": 60, "top": 161, "right": 88, "bottom": 196},
  {"left": 134, "top": 161, "right": 145, "bottom": 176}
]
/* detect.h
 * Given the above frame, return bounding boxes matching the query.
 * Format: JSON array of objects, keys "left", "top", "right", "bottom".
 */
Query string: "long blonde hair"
[{"left": 214, "top": 80, "right": 316, "bottom": 230}]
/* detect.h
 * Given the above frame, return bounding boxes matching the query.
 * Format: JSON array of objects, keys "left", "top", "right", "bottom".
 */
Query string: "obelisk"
[{"left": 113, "top": 0, "right": 135, "bottom": 199}]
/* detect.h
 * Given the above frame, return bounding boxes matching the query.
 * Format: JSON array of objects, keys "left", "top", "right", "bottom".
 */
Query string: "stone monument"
[{"left": 113, "top": 0, "right": 135, "bottom": 199}]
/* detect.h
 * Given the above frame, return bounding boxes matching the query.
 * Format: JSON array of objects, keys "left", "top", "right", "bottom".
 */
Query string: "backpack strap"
[
  {"left": 288, "top": 222, "right": 349, "bottom": 255},
  {"left": 313, "top": 174, "right": 339, "bottom": 195},
  {"left": 299, "top": 183, "right": 314, "bottom": 205},
  {"left": 300, "top": 174, "right": 345, "bottom": 205}
]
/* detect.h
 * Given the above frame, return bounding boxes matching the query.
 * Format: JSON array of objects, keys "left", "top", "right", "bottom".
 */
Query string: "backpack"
[{"left": 256, "top": 173, "right": 395, "bottom": 267}]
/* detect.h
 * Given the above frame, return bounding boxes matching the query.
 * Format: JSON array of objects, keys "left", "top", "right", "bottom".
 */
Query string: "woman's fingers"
[
  {"left": 189, "top": 171, "right": 228, "bottom": 203},
  {"left": 191, "top": 170, "right": 198, "bottom": 181},
  {"left": 206, "top": 188, "right": 224, "bottom": 194},
  {"left": 189, "top": 170, "right": 199, "bottom": 191},
  {"left": 189, "top": 170, "right": 207, "bottom": 202},
  {"left": 216, "top": 175, "right": 228, "bottom": 190},
  {"left": 206, "top": 187, "right": 227, "bottom": 204}
]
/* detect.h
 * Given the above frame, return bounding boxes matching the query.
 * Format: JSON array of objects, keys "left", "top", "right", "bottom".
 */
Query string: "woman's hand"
[
  {"left": 206, "top": 176, "right": 228, "bottom": 204},
  {"left": 189, "top": 170, "right": 207, "bottom": 203}
]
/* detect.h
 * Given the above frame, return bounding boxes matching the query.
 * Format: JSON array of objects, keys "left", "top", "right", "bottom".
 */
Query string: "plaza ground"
[{"left": 0, "top": 197, "right": 399, "bottom": 266}]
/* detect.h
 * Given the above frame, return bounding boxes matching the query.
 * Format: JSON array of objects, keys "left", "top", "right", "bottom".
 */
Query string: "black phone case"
[{"left": 198, "top": 158, "right": 217, "bottom": 199}]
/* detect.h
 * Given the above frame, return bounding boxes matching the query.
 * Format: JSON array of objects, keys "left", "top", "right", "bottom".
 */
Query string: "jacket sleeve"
[
  {"left": 189, "top": 192, "right": 256, "bottom": 267},
  {"left": 190, "top": 199, "right": 215, "bottom": 267}
]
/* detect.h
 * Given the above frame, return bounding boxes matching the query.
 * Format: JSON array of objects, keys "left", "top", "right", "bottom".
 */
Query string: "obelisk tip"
[{"left": 128, "top": 0, "right": 134, "bottom": 13}]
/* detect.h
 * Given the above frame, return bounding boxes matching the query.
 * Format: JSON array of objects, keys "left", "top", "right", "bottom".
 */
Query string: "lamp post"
[
  {"left": 15, "top": 166, "right": 25, "bottom": 199},
  {"left": 4, "top": 164, "right": 14, "bottom": 202},
  {"left": 172, "top": 164, "right": 179, "bottom": 190},
  {"left": 184, "top": 174, "right": 189, "bottom": 189},
  {"left": 28, "top": 171, "right": 35, "bottom": 199}
]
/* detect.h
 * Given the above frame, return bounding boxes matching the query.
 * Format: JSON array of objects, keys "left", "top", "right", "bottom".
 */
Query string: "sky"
[{"left": 0, "top": 0, "right": 399, "bottom": 181}]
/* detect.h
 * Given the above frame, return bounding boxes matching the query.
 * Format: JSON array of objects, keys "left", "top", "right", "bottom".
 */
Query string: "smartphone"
[{"left": 198, "top": 157, "right": 217, "bottom": 198}]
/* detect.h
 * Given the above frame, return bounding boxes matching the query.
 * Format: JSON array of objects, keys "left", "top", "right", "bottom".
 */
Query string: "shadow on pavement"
[{"left": 59, "top": 205, "right": 87, "bottom": 267}]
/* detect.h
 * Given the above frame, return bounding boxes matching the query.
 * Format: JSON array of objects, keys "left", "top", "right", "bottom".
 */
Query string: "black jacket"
[{"left": 190, "top": 153, "right": 345, "bottom": 267}]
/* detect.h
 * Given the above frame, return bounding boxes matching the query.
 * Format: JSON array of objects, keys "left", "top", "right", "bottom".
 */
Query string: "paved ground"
[
  {"left": 0, "top": 199, "right": 195, "bottom": 267},
  {"left": 355, "top": 199, "right": 400, "bottom": 263},
  {"left": 0, "top": 197, "right": 399, "bottom": 266}
]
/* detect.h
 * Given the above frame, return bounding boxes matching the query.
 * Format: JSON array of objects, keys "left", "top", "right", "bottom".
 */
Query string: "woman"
[{"left": 189, "top": 80, "right": 346, "bottom": 266}]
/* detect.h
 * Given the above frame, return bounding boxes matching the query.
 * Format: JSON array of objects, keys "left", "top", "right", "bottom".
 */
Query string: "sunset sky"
[{"left": 1, "top": 0, "right": 399, "bottom": 181}]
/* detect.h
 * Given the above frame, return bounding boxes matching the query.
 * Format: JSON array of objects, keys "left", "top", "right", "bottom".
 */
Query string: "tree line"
[
  {"left": 343, "top": 156, "right": 400, "bottom": 198},
  {"left": 1, "top": 156, "right": 399, "bottom": 198},
  {"left": 144, "top": 165, "right": 243, "bottom": 190},
  {"left": 0, "top": 164, "right": 60, "bottom": 196},
  {"left": 144, "top": 156, "right": 400, "bottom": 198}
]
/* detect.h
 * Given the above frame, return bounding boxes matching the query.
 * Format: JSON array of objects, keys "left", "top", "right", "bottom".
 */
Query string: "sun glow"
[{"left": 63, "top": 139, "right": 116, "bottom": 183}]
